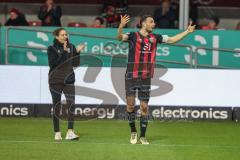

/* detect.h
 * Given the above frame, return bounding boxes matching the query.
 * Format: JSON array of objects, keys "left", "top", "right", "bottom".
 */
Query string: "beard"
[{"left": 146, "top": 28, "right": 153, "bottom": 33}]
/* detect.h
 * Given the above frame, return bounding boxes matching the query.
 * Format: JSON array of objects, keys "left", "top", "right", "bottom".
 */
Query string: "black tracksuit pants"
[{"left": 49, "top": 83, "right": 75, "bottom": 132}]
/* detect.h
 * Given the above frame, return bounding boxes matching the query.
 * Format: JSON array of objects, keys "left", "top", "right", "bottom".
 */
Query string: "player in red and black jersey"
[{"left": 117, "top": 14, "right": 195, "bottom": 144}]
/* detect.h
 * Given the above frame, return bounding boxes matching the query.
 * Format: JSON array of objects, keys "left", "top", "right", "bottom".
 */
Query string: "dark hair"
[
  {"left": 9, "top": 8, "right": 19, "bottom": 14},
  {"left": 210, "top": 16, "right": 220, "bottom": 25},
  {"left": 139, "top": 15, "right": 153, "bottom": 28},
  {"left": 53, "top": 27, "right": 65, "bottom": 36},
  {"left": 95, "top": 17, "right": 104, "bottom": 25}
]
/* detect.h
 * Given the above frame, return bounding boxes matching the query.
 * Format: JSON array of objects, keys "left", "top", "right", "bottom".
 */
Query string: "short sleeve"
[
  {"left": 125, "top": 32, "right": 134, "bottom": 41},
  {"left": 155, "top": 34, "right": 163, "bottom": 43},
  {"left": 155, "top": 34, "right": 169, "bottom": 43}
]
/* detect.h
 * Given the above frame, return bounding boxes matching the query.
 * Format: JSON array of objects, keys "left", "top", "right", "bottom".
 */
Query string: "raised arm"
[
  {"left": 117, "top": 14, "right": 130, "bottom": 41},
  {"left": 166, "top": 22, "right": 196, "bottom": 44}
]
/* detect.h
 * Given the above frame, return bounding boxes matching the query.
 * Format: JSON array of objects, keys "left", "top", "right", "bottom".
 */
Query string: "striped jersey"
[{"left": 125, "top": 32, "right": 164, "bottom": 79}]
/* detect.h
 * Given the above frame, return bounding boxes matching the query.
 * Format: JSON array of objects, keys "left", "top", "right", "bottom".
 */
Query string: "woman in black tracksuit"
[{"left": 47, "top": 28, "right": 85, "bottom": 141}]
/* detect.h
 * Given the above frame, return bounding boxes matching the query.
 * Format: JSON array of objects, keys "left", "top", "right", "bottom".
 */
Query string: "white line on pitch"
[{"left": 0, "top": 140, "right": 239, "bottom": 149}]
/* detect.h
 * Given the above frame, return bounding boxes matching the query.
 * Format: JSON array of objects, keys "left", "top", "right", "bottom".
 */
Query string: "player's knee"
[
  {"left": 126, "top": 96, "right": 135, "bottom": 112},
  {"left": 140, "top": 102, "right": 149, "bottom": 115},
  {"left": 127, "top": 97, "right": 135, "bottom": 107},
  {"left": 127, "top": 99, "right": 135, "bottom": 106},
  {"left": 127, "top": 103, "right": 135, "bottom": 112},
  {"left": 141, "top": 107, "right": 148, "bottom": 115}
]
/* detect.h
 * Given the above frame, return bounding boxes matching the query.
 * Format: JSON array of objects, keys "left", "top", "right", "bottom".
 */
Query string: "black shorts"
[{"left": 125, "top": 78, "right": 151, "bottom": 103}]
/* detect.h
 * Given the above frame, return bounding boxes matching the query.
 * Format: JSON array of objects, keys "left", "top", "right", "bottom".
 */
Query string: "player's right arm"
[{"left": 117, "top": 14, "right": 130, "bottom": 41}]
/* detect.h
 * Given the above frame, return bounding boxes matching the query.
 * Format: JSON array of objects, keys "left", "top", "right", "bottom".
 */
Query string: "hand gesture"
[
  {"left": 187, "top": 21, "right": 196, "bottom": 33},
  {"left": 120, "top": 14, "right": 130, "bottom": 28},
  {"left": 46, "top": 0, "right": 53, "bottom": 11},
  {"left": 63, "top": 41, "right": 68, "bottom": 51},
  {"left": 47, "top": 6, "right": 52, "bottom": 11},
  {"left": 76, "top": 44, "right": 85, "bottom": 53}
]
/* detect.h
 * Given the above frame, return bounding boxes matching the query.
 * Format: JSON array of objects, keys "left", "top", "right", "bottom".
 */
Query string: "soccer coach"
[{"left": 47, "top": 28, "right": 85, "bottom": 141}]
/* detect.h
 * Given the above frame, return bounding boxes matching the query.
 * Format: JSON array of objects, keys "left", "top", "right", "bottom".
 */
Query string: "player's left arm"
[{"left": 165, "top": 22, "right": 196, "bottom": 44}]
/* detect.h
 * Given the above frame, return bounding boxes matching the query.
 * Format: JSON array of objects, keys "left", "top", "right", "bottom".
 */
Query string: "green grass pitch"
[{"left": 0, "top": 118, "right": 240, "bottom": 160}]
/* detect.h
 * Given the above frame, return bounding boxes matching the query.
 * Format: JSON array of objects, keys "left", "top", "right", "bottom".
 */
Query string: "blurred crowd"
[{"left": 1, "top": 0, "right": 240, "bottom": 30}]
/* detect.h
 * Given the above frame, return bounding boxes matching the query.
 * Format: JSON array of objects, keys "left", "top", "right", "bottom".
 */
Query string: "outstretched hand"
[
  {"left": 76, "top": 44, "right": 85, "bottom": 53},
  {"left": 187, "top": 21, "right": 196, "bottom": 33},
  {"left": 120, "top": 14, "right": 130, "bottom": 27}
]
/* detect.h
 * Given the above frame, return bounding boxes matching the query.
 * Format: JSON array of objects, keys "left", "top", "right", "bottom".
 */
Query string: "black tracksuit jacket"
[{"left": 47, "top": 39, "right": 80, "bottom": 84}]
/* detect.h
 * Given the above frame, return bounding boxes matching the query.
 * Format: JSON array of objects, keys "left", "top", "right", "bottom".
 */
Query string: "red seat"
[
  {"left": 28, "top": 21, "right": 42, "bottom": 26},
  {"left": 68, "top": 22, "right": 87, "bottom": 27}
]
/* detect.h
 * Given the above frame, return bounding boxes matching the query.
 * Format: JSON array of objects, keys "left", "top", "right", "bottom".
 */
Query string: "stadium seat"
[
  {"left": 28, "top": 21, "right": 42, "bottom": 26},
  {"left": 68, "top": 22, "right": 87, "bottom": 27}
]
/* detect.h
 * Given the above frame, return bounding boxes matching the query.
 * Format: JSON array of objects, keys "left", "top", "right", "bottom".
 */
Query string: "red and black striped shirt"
[{"left": 125, "top": 32, "right": 163, "bottom": 79}]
